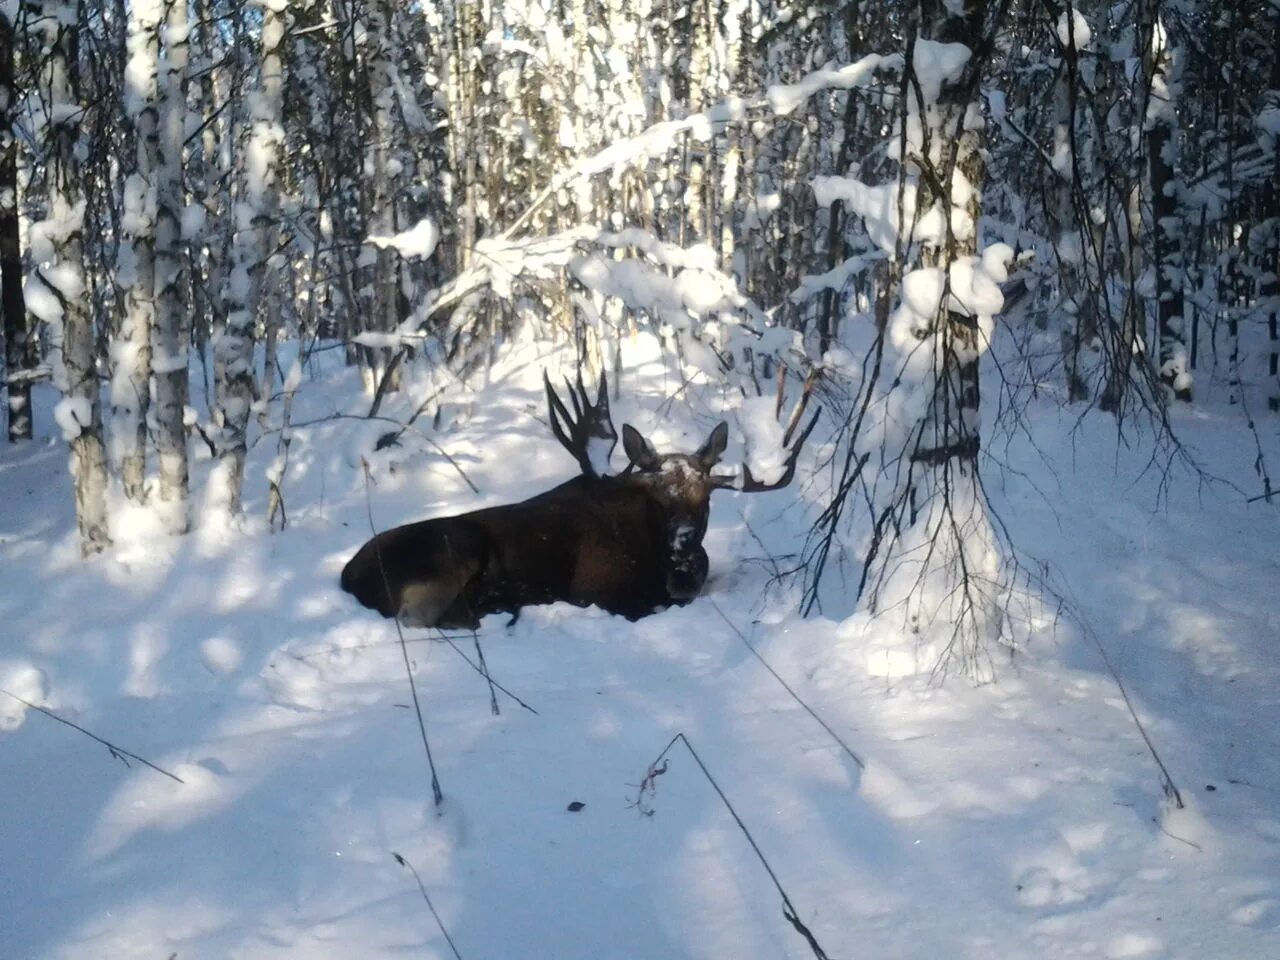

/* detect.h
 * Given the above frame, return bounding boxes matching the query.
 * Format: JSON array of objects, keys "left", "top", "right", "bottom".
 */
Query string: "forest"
[{"left": 1, "top": 0, "right": 1278, "bottom": 957}]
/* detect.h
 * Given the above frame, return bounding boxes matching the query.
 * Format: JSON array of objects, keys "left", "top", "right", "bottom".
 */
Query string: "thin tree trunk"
[
  {"left": 114, "top": 1, "right": 160, "bottom": 500},
  {"left": 366, "top": 0, "right": 399, "bottom": 394},
  {"left": 915, "top": 0, "right": 986, "bottom": 478},
  {"left": 1, "top": 8, "right": 33, "bottom": 443},
  {"left": 37, "top": 0, "right": 110, "bottom": 553},
  {"left": 1264, "top": 7, "right": 1280, "bottom": 412},
  {"left": 152, "top": 0, "right": 192, "bottom": 531},
  {"left": 1054, "top": 8, "right": 1093, "bottom": 403},
  {"left": 1144, "top": 6, "right": 1191, "bottom": 401},
  {"left": 215, "top": 0, "right": 283, "bottom": 513}
]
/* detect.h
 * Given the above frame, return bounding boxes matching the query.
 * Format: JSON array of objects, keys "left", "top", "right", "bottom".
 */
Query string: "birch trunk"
[
  {"left": 215, "top": 0, "right": 283, "bottom": 513},
  {"left": 915, "top": 0, "right": 986, "bottom": 479},
  {"left": 34, "top": 0, "right": 110, "bottom": 553},
  {"left": 365, "top": 0, "right": 399, "bottom": 393},
  {"left": 114, "top": 0, "right": 161, "bottom": 500},
  {"left": 153, "top": 0, "right": 192, "bottom": 531}
]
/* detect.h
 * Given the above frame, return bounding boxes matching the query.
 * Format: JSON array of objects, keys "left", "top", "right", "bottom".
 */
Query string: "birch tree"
[
  {"left": 362, "top": 0, "right": 400, "bottom": 392},
  {"left": 806, "top": 1, "right": 1013, "bottom": 679},
  {"left": 113, "top": 0, "right": 161, "bottom": 500},
  {"left": 152, "top": 0, "right": 192, "bottom": 531},
  {"left": 215, "top": 0, "right": 284, "bottom": 513},
  {"left": 29, "top": 0, "right": 110, "bottom": 553}
]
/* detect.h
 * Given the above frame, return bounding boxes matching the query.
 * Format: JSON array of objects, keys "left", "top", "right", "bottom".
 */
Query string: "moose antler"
[
  {"left": 714, "top": 370, "right": 821, "bottom": 493},
  {"left": 544, "top": 369, "right": 619, "bottom": 478}
]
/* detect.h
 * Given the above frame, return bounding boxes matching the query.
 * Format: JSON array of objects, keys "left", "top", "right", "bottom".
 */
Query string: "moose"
[{"left": 341, "top": 372, "right": 817, "bottom": 627}]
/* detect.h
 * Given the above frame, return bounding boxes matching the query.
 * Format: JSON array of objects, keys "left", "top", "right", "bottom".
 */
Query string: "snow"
[
  {"left": 152, "top": 348, "right": 189, "bottom": 374},
  {"left": 368, "top": 216, "right": 441, "bottom": 259},
  {"left": 0, "top": 661, "right": 48, "bottom": 731},
  {"left": 52, "top": 396, "right": 92, "bottom": 441},
  {"left": 812, "top": 176, "right": 966, "bottom": 253},
  {"left": 766, "top": 54, "right": 900, "bottom": 116},
  {"left": 2, "top": 339, "right": 1280, "bottom": 960},
  {"left": 23, "top": 271, "right": 66, "bottom": 324},
  {"left": 736, "top": 394, "right": 787, "bottom": 485},
  {"left": 351, "top": 330, "right": 403, "bottom": 350},
  {"left": 1056, "top": 10, "right": 1093, "bottom": 51},
  {"left": 912, "top": 40, "right": 972, "bottom": 105},
  {"left": 181, "top": 203, "right": 207, "bottom": 240}
]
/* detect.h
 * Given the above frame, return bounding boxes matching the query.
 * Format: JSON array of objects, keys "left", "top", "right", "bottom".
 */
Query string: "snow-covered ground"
[{"left": 2, "top": 337, "right": 1278, "bottom": 959}]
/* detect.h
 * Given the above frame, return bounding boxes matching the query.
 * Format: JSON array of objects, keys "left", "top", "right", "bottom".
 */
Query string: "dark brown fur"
[{"left": 340, "top": 424, "right": 728, "bottom": 626}]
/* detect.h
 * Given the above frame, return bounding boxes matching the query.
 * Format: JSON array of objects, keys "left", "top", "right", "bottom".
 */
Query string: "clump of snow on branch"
[
  {"left": 369, "top": 216, "right": 440, "bottom": 259},
  {"left": 812, "top": 176, "right": 963, "bottom": 253},
  {"left": 737, "top": 395, "right": 788, "bottom": 486},
  {"left": 1055, "top": 9, "right": 1092, "bottom": 51},
  {"left": 24, "top": 198, "right": 88, "bottom": 396},
  {"left": 570, "top": 237, "right": 752, "bottom": 331},
  {"left": 766, "top": 54, "right": 901, "bottom": 116},
  {"left": 388, "top": 226, "right": 774, "bottom": 366},
  {"left": 24, "top": 198, "right": 87, "bottom": 325},
  {"left": 53, "top": 397, "right": 92, "bottom": 442}
]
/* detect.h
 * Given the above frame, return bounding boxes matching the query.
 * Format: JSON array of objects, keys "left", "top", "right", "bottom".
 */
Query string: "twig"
[
  {"left": 633, "top": 733, "right": 833, "bottom": 960},
  {"left": 362, "top": 460, "right": 445, "bottom": 810},
  {"left": 708, "top": 598, "right": 863, "bottom": 770},
  {"left": 1044, "top": 575, "right": 1186, "bottom": 810},
  {"left": 260, "top": 410, "right": 478, "bottom": 495},
  {"left": 287, "top": 632, "right": 538, "bottom": 713},
  {"left": 466, "top": 629, "right": 500, "bottom": 716},
  {"left": 393, "top": 852, "right": 464, "bottom": 959},
  {"left": 1, "top": 690, "right": 184, "bottom": 783},
  {"left": 437, "top": 634, "right": 538, "bottom": 714},
  {"left": 1085, "top": 626, "right": 1184, "bottom": 809}
]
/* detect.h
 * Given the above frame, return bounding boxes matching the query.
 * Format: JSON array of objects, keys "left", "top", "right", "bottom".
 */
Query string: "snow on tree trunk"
[
  {"left": 1101, "top": 183, "right": 1148, "bottom": 413},
  {"left": 1, "top": 7, "right": 34, "bottom": 443},
  {"left": 30, "top": 0, "right": 110, "bottom": 554},
  {"left": 364, "top": 0, "right": 400, "bottom": 395},
  {"left": 814, "top": 2, "right": 1012, "bottom": 681},
  {"left": 1144, "top": 8, "right": 1191, "bottom": 402},
  {"left": 214, "top": 0, "right": 283, "bottom": 514},
  {"left": 152, "top": 0, "right": 191, "bottom": 532},
  {"left": 902, "top": 1, "right": 1006, "bottom": 679},
  {"left": 113, "top": 0, "right": 161, "bottom": 501},
  {"left": 1053, "top": 6, "right": 1095, "bottom": 404}
]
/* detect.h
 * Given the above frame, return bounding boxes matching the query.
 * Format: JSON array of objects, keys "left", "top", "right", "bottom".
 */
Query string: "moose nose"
[{"left": 666, "top": 549, "right": 709, "bottom": 600}]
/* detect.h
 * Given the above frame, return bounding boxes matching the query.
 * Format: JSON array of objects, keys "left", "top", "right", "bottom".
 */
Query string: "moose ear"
[
  {"left": 697, "top": 421, "right": 730, "bottom": 468},
  {"left": 622, "top": 424, "right": 661, "bottom": 471}
]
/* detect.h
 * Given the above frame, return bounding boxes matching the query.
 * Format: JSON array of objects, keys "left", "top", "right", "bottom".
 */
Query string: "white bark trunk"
[
  {"left": 153, "top": 0, "right": 192, "bottom": 532},
  {"left": 35, "top": 0, "right": 110, "bottom": 554},
  {"left": 215, "top": 0, "right": 283, "bottom": 513},
  {"left": 113, "top": 1, "right": 161, "bottom": 501}
]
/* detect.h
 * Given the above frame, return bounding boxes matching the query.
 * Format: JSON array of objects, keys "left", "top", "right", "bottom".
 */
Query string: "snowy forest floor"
[{"left": 2, "top": 337, "right": 1279, "bottom": 959}]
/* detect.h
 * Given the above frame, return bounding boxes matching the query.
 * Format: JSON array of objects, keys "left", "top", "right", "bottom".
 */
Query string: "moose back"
[{"left": 340, "top": 374, "right": 815, "bottom": 627}]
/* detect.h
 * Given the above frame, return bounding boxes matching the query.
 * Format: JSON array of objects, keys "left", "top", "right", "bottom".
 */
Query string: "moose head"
[
  {"left": 340, "top": 371, "right": 817, "bottom": 627},
  {"left": 618, "top": 419, "right": 728, "bottom": 602}
]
